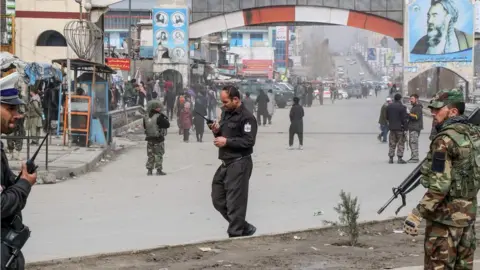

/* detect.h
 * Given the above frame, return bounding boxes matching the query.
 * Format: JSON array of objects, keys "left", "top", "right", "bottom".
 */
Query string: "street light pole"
[{"left": 127, "top": 0, "right": 132, "bottom": 79}]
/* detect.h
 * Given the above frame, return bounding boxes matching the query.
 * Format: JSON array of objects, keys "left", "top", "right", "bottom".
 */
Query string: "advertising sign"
[
  {"left": 152, "top": 7, "right": 189, "bottom": 63},
  {"left": 276, "top": 26, "right": 287, "bottom": 41},
  {"left": 241, "top": 60, "right": 273, "bottom": 79},
  {"left": 367, "top": 48, "right": 377, "bottom": 60},
  {"left": 408, "top": 0, "right": 474, "bottom": 62},
  {"left": 105, "top": 58, "right": 130, "bottom": 71}
]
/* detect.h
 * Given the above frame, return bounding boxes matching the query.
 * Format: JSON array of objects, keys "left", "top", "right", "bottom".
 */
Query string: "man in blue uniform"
[{"left": 1, "top": 77, "right": 37, "bottom": 269}]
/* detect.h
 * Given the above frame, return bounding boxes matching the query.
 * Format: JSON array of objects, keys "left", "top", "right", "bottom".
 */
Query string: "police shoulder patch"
[{"left": 244, "top": 123, "right": 251, "bottom": 133}]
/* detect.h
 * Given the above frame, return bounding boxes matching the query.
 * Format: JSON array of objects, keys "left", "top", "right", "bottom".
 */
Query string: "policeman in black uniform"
[
  {"left": 1, "top": 82, "right": 37, "bottom": 270},
  {"left": 209, "top": 85, "right": 258, "bottom": 238}
]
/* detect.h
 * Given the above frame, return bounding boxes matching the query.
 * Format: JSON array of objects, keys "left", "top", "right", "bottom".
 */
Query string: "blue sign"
[
  {"left": 152, "top": 7, "right": 189, "bottom": 63},
  {"left": 139, "top": 46, "right": 154, "bottom": 59},
  {"left": 408, "top": 0, "right": 474, "bottom": 63},
  {"left": 367, "top": 48, "right": 376, "bottom": 60}
]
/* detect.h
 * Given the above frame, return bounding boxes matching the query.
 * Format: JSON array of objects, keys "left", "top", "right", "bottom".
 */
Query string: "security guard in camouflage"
[
  {"left": 403, "top": 89, "right": 480, "bottom": 269},
  {"left": 143, "top": 100, "right": 170, "bottom": 176}
]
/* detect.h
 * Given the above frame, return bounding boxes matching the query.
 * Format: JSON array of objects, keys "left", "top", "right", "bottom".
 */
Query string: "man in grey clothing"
[
  {"left": 243, "top": 92, "right": 255, "bottom": 114},
  {"left": 407, "top": 94, "right": 423, "bottom": 163}
]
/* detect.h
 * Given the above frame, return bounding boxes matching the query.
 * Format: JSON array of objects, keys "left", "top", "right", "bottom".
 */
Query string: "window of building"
[
  {"left": 230, "top": 33, "right": 243, "bottom": 47},
  {"left": 36, "top": 30, "right": 67, "bottom": 47},
  {"left": 250, "top": 33, "right": 263, "bottom": 47}
]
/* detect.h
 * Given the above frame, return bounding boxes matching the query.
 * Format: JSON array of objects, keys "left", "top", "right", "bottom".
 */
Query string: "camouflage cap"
[{"left": 428, "top": 89, "right": 464, "bottom": 109}]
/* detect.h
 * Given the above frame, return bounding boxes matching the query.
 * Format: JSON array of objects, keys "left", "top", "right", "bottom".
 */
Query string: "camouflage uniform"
[
  {"left": 388, "top": 131, "right": 406, "bottom": 157},
  {"left": 408, "top": 90, "right": 479, "bottom": 269},
  {"left": 146, "top": 140, "right": 165, "bottom": 170},
  {"left": 144, "top": 100, "right": 169, "bottom": 175}
]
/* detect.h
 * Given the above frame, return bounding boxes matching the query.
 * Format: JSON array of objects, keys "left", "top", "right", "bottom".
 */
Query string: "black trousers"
[
  {"left": 289, "top": 125, "right": 303, "bottom": 146},
  {"left": 211, "top": 156, "right": 253, "bottom": 237},
  {"left": 256, "top": 110, "right": 268, "bottom": 125},
  {"left": 166, "top": 106, "right": 174, "bottom": 120}
]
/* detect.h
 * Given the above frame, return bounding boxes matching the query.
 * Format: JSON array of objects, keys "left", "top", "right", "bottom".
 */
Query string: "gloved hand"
[{"left": 403, "top": 208, "right": 423, "bottom": 236}]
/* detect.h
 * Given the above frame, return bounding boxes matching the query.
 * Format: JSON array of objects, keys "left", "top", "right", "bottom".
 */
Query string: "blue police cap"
[{"left": 0, "top": 74, "right": 25, "bottom": 105}]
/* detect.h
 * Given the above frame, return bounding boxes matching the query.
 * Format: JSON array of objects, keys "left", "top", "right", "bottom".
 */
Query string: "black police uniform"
[
  {"left": 211, "top": 103, "right": 258, "bottom": 237},
  {"left": 1, "top": 141, "right": 30, "bottom": 269}
]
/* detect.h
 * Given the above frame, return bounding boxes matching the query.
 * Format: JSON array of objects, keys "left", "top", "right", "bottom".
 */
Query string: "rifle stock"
[{"left": 377, "top": 106, "right": 480, "bottom": 215}]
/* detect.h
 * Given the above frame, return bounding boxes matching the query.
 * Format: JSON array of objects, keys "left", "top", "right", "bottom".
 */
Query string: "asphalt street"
[{"left": 22, "top": 90, "right": 433, "bottom": 263}]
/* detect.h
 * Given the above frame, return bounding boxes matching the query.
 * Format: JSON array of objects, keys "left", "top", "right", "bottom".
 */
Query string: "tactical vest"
[
  {"left": 434, "top": 123, "right": 480, "bottom": 199},
  {"left": 144, "top": 114, "right": 160, "bottom": 137}
]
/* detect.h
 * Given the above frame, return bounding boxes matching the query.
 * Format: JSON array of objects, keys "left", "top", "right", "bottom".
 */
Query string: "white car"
[
  {"left": 314, "top": 89, "right": 331, "bottom": 99},
  {"left": 359, "top": 71, "right": 365, "bottom": 76}
]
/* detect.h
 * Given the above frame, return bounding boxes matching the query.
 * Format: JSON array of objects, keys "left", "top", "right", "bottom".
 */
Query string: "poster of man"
[{"left": 408, "top": 0, "right": 474, "bottom": 62}]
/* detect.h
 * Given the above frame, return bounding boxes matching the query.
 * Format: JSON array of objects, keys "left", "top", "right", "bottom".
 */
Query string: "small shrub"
[{"left": 323, "top": 190, "right": 360, "bottom": 246}]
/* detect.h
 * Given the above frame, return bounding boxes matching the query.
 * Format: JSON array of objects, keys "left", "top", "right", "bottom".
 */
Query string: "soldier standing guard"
[
  {"left": 407, "top": 93, "right": 423, "bottom": 163},
  {"left": 6, "top": 90, "right": 26, "bottom": 160},
  {"left": 403, "top": 89, "right": 480, "bottom": 269},
  {"left": 25, "top": 88, "right": 43, "bottom": 145},
  {"left": 143, "top": 100, "right": 170, "bottom": 176}
]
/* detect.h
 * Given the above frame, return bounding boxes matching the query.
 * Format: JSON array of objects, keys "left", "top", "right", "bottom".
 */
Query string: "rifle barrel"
[{"left": 377, "top": 195, "right": 396, "bottom": 215}]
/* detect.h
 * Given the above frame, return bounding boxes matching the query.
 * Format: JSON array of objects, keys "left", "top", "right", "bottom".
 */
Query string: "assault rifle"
[
  {"left": 4, "top": 133, "right": 49, "bottom": 268},
  {"left": 377, "top": 106, "right": 480, "bottom": 215}
]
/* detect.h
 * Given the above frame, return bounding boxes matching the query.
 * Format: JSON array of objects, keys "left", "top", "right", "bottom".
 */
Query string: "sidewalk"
[
  {"left": 1, "top": 135, "right": 134, "bottom": 184},
  {"left": 393, "top": 260, "right": 480, "bottom": 269}
]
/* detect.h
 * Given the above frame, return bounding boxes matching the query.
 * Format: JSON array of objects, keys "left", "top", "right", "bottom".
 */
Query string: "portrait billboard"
[
  {"left": 152, "top": 7, "right": 189, "bottom": 63},
  {"left": 408, "top": 0, "right": 474, "bottom": 63}
]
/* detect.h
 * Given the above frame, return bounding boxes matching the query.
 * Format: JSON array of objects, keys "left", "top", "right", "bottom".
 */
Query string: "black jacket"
[
  {"left": 407, "top": 103, "right": 424, "bottom": 132},
  {"left": 289, "top": 104, "right": 304, "bottom": 131},
  {"left": 1, "top": 142, "right": 31, "bottom": 227},
  {"left": 214, "top": 103, "right": 258, "bottom": 160},
  {"left": 143, "top": 112, "right": 170, "bottom": 142},
  {"left": 386, "top": 101, "right": 407, "bottom": 131}
]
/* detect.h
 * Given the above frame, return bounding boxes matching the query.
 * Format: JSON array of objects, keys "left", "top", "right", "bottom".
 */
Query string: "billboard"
[
  {"left": 152, "top": 7, "right": 189, "bottom": 63},
  {"left": 408, "top": 0, "right": 474, "bottom": 62},
  {"left": 241, "top": 60, "right": 273, "bottom": 79},
  {"left": 105, "top": 58, "right": 130, "bottom": 71}
]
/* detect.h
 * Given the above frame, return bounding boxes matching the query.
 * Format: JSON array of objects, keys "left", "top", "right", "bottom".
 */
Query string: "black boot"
[
  {"left": 199, "top": 134, "right": 203, "bottom": 142},
  {"left": 147, "top": 169, "right": 153, "bottom": 176},
  {"left": 388, "top": 157, "right": 394, "bottom": 164},
  {"left": 196, "top": 134, "right": 200, "bottom": 142},
  {"left": 156, "top": 169, "right": 166, "bottom": 175},
  {"left": 397, "top": 157, "right": 407, "bottom": 164}
]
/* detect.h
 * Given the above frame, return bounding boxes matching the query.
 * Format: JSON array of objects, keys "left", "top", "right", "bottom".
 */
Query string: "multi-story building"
[
  {"left": 8, "top": 0, "right": 119, "bottom": 63},
  {"left": 104, "top": 1, "right": 151, "bottom": 51}
]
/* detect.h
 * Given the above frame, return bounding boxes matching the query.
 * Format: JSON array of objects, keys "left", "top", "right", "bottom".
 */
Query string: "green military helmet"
[
  {"left": 146, "top": 100, "right": 163, "bottom": 111},
  {"left": 428, "top": 89, "right": 464, "bottom": 109}
]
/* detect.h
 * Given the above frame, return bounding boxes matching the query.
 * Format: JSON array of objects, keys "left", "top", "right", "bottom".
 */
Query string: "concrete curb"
[
  {"left": 33, "top": 121, "right": 142, "bottom": 184},
  {"left": 25, "top": 217, "right": 405, "bottom": 267}
]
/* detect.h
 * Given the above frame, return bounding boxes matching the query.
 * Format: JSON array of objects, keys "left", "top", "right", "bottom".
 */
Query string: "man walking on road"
[
  {"left": 1, "top": 81, "right": 38, "bottom": 270},
  {"left": 377, "top": 97, "right": 392, "bottom": 143},
  {"left": 403, "top": 89, "right": 480, "bottom": 269},
  {"left": 209, "top": 85, "right": 258, "bottom": 238},
  {"left": 386, "top": 93, "right": 408, "bottom": 164},
  {"left": 407, "top": 94, "right": 423, "bottom": 163}
]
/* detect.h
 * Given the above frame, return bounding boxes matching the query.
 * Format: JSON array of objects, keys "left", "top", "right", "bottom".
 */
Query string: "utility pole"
[{"left": 127, "top": 0, "right": 132, "bottom": 79}]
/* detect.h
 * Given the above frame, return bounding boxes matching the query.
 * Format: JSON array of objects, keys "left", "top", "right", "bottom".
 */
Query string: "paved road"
[
  {"left": 333, "top": 53, "right": 375, "bottom": 82},
  {"left": 23, "top": 92, "right": 433, "bottom": 263}
]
